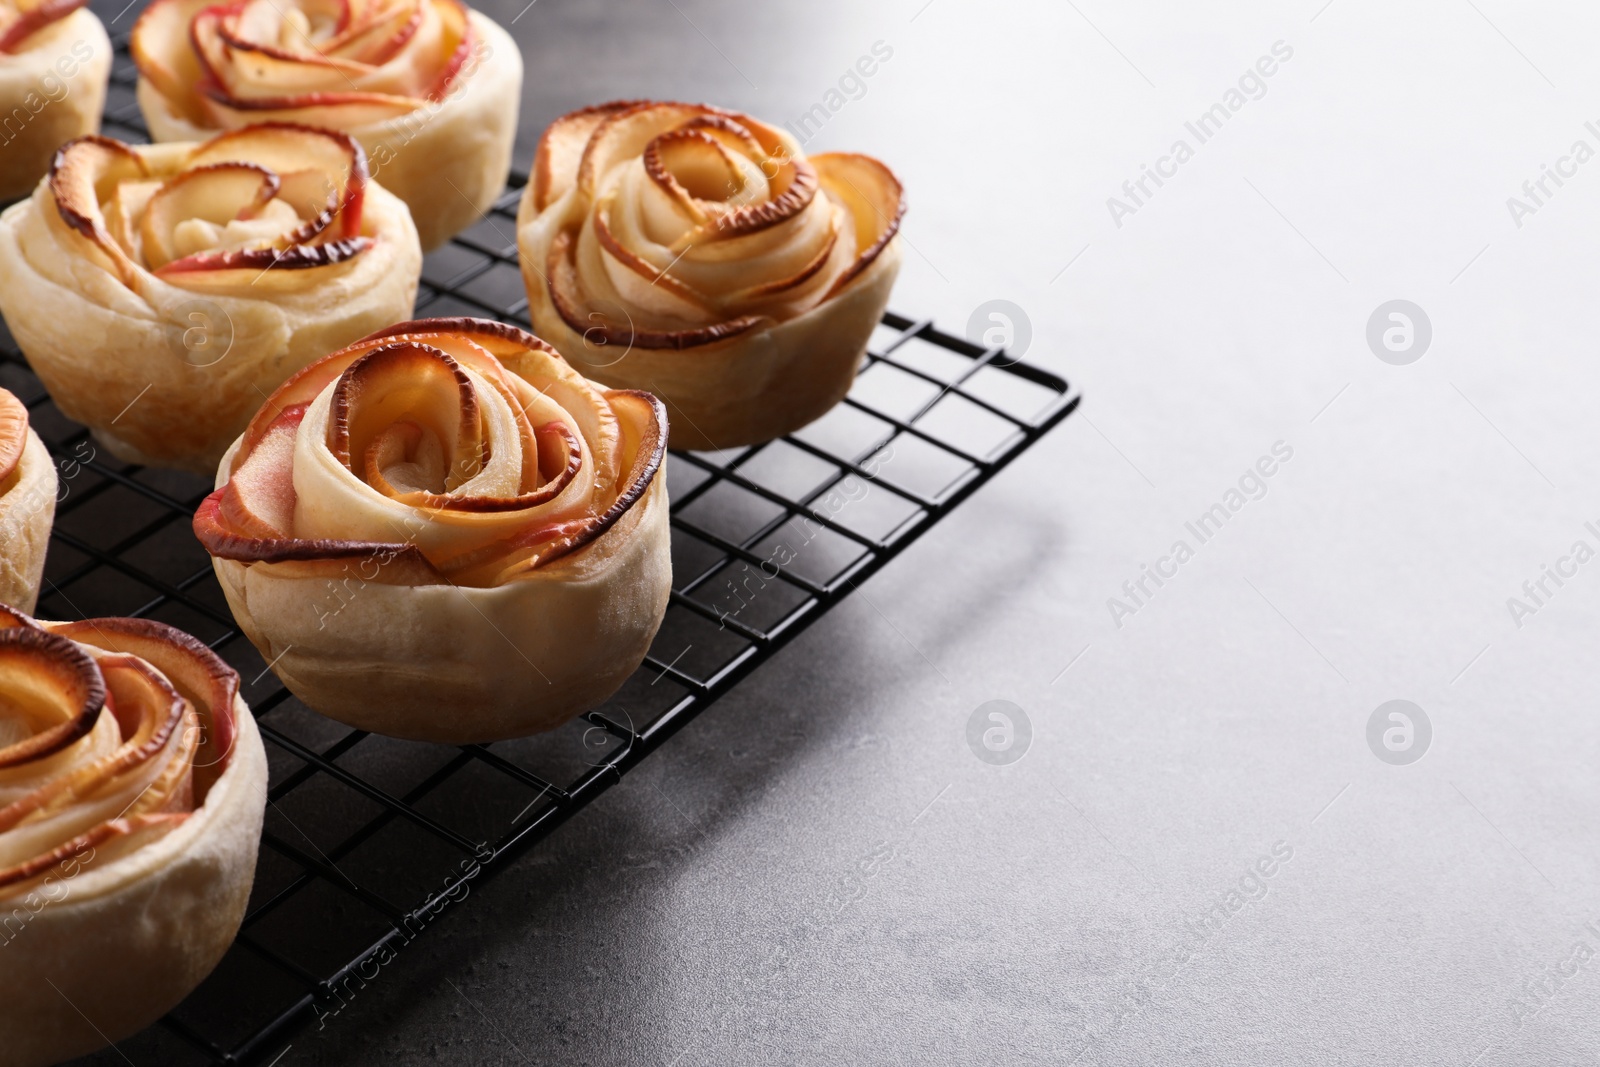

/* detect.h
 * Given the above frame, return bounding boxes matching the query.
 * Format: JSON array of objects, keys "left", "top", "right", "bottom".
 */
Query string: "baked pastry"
[
  {"left": 0, "top": 0, "right": 111, "bottom": 201},
  {"left": 0, "top": 124, "right": 421, "bottom": 473},
  {"left": 195, "top": 317, "right": 671, "bottom": 743},
  {"left": 131, "top": 0, "right": 521, "bottom": 250},
  {"left": 0, "top": 386, "right": 54, "bottom": 613},
  {"left": 516, "top": 100, "right": 906, "bottom": 451},
  {"left": 0, "top": 605, "right": 266, "bottom": 1067}
]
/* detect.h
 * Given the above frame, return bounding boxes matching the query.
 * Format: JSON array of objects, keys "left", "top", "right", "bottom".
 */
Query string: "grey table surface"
[{"left": 77, "top": 0, "right": 1600, "bottom": 1064}]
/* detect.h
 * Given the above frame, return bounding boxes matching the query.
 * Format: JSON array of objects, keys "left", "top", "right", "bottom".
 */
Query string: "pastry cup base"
[
  {"left": 520, "top": 225, "right": 903, "bottom": 451},
  {"left": 213, "top": 472, "right": 673, "bottom": 744},
  {"left": 0, "top": 697, "right": 267, "bottom": 1067},
  {"left": 0, "top": 428, "right": 56, "bottom": 614}
]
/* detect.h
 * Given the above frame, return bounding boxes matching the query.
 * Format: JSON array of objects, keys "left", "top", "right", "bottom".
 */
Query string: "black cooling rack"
[{"left": 4, "top": 33, "right": 1080, "bottom": 1066}]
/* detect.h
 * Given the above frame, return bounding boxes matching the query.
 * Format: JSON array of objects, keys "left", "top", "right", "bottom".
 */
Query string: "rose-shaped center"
[
  {"left": 257, "top": 0, "right": 342, "bottom": 52},
  {"left": 196, "top": 319, "right": 667, "bottom": 587},
  {"left": 534, "top": 103, "right": 904, "bottom": 350},
  {"left": 0, "top": 617, "right": 209, "bottom": 899},
  {"left": 296, "top": 339, "right": 587, "bottom": 555},
  {"left": 47, "top": 124, "right": 371, "bottom": 293},
  {"left": 133, "top": 0, "right": 475, "bottom": 127}
]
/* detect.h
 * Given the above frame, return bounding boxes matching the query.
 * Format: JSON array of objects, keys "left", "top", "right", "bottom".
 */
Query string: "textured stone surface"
[{"left": 70, "top": 0, "right": 1600, "bottom": 1063}]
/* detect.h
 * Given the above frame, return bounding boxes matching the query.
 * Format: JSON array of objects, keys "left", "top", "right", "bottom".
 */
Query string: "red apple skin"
[
  {"left": 216, "top": 403, "right": 303, "bottom": 537},
  {"left": 188, "top": 0, "right": 247, "bottom": 89},
  {"left": 422, "top": 0, "right": 473, "bottom": 100},
  {"left": 333, "top": 2, "right": 421, "bottom": 65},
  {"left": 48, "top": 137, "right": 151, "bottom": 286},
  {"left": 182, "top": 121, "right": 370, "bottom": 239},
  {"left": 0, "top": 0, "right": 89, "bottom": 54},
  {"left": 217, "top": 27, "right": 352, "bottom": 68},
  {"left": 155, "top": 235, "right": 373, "bottom": 275}
]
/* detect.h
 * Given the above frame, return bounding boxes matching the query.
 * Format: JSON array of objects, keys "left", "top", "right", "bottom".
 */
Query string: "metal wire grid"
[{"left": 0, "top": 33, "right": 1083, "bottom": 1066}]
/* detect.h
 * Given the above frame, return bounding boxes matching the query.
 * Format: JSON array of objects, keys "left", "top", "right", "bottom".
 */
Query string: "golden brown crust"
[
  {"left": 532, "top": 99, "right": 644, "bottom": 213},
  {"left": 518, "top": 99, "right": 906, "bottom": 449},
  {"left": 0, "top": 388, "right": 29, "bottom": 485},
  {"left": 133, "top": 3, "right": 522, "bottom": 249},
  {"left": 198, "top": 317, "right": 674, "bottom": 742},
  {"left": 0, "top": 606, "right": 259, "bottom": 859},
  {"left": 0, "top": 685, "right": 265, "bottom": 1066},
  {"left": 0, "top": 9, "right": 111, "bottom": 202},
  {"left": 0, "top": 128, "right": 422, "bottom": 472},
  {"left": 545, "top": 230, "right": 766, "bottom": 351},
  {"left": 196, "top": 318, "right": 670, "bottom": 582},
  {"left": 0, "top": 628, "right": 102, "bottom": 769},
  {"left": 0, "top": 401, "right": 56, "bottom": 613}
]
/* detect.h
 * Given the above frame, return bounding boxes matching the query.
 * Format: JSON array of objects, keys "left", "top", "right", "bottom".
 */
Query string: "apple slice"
[
  {"left": 577, "top": 103, "right": 714, "bottom": 203},
  {"left": 0, "top": 386, "right": 29, "bottom": 485},
  {"left": 0, "top": 0, "right": 89, "bottom": 54},
  {"left": 188, "top": 0, "right": 247, "bottom": 92},
  {"left": 642, "top": 129, "right": 739, "bottom": 223},
  {"left": 227, "top": 320, "right": 554, "bottom": 482},
  {"left": 227, "top": 0, "right": 345, "bottom": 53},
  {"left": 0, "top": 814, "right": 188, "bottom": 895},
  {"left": 104, "top": 179, "right": 162, "bottom": 265},
  {"left": 545, "top": 388, "right": 666, "bottom": 568},
  {"left": 590, "top": 200, "right": 710, "bottom": 318},
  {"left": 195, "top": 479, "right": 442, "bottom": 582},
  {"left": 218, "top": 403, "right": 302, "bottom": 538},
  {"left": 706, "top": 157, "right": 821, "bottom": 240},
  {"left": 196, "top": 398, "right": 442, "bottom": 575},
  {"left": 274, "top": 168, "right": 340, "bottom": 243},
  {"left": 532, "top": 101, "right": 642, "bottom": 213},
  {"left": 545, "top": 229, "right": 762, "bottom": 351},
  {"left": 139, "top": 162, "right": 280, "bottom": 270},
  {"left": 215, "top": 30, "right": 371, "bottom": 95},
  {"left": 131, "top": 0, "right": 215, "bottom": 106},
  {"left": 453, "top": 389, "right": 667, "bottom": 584},
  {"left": 46, "top": 616, "right": 241, "bottom": 791},
  {"left": 811, "top": 152, "right": 906, "bottom": 298},
  {"left": 186, "top": 122, "right": 367, "bottom": 238},
  {"left": 420, "top": 0, "right": 472, "bottom": 100},
  {"left": 363, "top": 317, "right": 563, "bottom": 364},
  {"left": 0, "top": 626, "right": 104, "bottom": 772},
  {"left": 681, "top": 114, "right": 765, "bottom": 163},
  {"left": 327, "top": 342, "right": 482, "bottom": 483},
  {"left": 325, "top": 0, "right": 420, "bottom": 64},
  {"left": 204, "top": 83, "right": 421, "bottom": 129},
  {"left": 719, "top": 219, "right": 841, "bottom": 307},
  {"left": 332, "top": 0, "right": 360, "bottom": 34},
  {"left": 154, "top": 235, "right": 372, "bottom": 291},
  {"left": 48, "top": 137, "right": 150, "bottom": 287},
  {"left": 0, "top": 656, "right": 183, "bottom": 835}
]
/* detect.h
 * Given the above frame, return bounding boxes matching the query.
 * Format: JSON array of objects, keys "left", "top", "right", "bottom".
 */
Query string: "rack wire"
[{"left": 8, "top": 33, "right": 1080, "bottom": 1065}]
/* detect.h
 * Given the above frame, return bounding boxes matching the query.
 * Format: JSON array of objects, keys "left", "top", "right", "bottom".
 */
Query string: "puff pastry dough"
[
  {"left": 517, "top": 100, "right": 906, "bottom": 451},
  {"left": 0, "top": 387, "right": 54, "bottom": 614},
  {"left": 0, "top": 1, "right": 110, "bottom": 201},
  {"left": 196, "top": 317, "right": 672, "bottom": 743},
  {"left": 0, "top": 124, "right": 421, "bottom": 473},
  {"left": 131, "top": 0, "right": 521, "bottom": 250},
  {"left": 0, "top": 606, "right": 266, "bottom": 1067}
]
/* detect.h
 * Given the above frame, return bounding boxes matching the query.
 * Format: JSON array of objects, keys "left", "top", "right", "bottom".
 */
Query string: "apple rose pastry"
[
  {"left": 517, "top": 100, "right": 906, "bottom": 451},
  {"left": 0, "top": 124, "right": 421, "bottom": 473},
  {"left": 0, "top": 387, "right": 55, "bottom": 615},
  {"left": 194, "top": 317, "right": 671, "bottom": 744},
  {"left": 0, "top": 605, "right": 267, "bottom": 1067},
  {"left": 0, "top": 0, "right": 110, "bottom": 202},
  {"left": 131, "top": 0, "right": 521, "bottom": 250}
]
